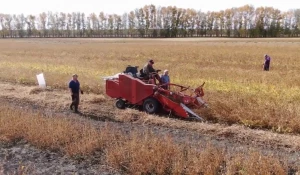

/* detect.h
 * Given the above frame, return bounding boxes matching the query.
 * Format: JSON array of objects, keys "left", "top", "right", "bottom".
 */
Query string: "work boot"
[
  {"left": 74, "top": 106, "right": 79, "bottom": 113},
  {"left": 70, "top": 104, "right": 74, "bottom": 110}
]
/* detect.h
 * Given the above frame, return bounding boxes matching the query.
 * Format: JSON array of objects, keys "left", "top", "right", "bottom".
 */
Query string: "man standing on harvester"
[
  {"left": 69, "top": 74, "right": 83, "bottom": 113},
  {"left": 161, "top": 69, "right": 170, "bottom": 90}
]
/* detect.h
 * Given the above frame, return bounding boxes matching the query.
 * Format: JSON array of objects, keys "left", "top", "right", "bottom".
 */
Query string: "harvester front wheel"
[
  {"left": 116, "top": 99, "right": 126, "bottom": 109},
  {"left": 143, "top": 98, "right": 159, "bottom": 114}
]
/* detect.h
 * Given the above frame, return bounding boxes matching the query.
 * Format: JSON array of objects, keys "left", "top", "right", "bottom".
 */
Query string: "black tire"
[
  {"left": 116, "top": 99, "right": 126, "bottom": 109},
  {"left": 143, "top": 98, "right": 159, "bottom": 114}
]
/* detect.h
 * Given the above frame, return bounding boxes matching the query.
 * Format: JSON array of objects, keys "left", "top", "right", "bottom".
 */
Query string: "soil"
[
  {"left": 0, "top": 141, "right": 120, "bottom": 175},
  {"left": 1, "top": 81, "right": 300, "bottom": 173}
]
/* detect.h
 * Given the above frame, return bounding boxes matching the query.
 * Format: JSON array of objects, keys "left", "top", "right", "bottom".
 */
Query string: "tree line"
[{"left": 1, "top": 4, "right": 300, "bottom": 38}]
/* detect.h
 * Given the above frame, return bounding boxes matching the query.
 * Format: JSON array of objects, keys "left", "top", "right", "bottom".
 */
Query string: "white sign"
[{"left": 36, "top": 73, "right": 46, "bottom": 88}]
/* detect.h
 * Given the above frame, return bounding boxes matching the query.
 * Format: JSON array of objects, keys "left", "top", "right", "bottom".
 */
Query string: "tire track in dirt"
[
  {"left": 0, "top": 141, "right": 119, "bottom": 175},
  {"left": 1, "top": 82, "right": 300, "bottom": 168}
]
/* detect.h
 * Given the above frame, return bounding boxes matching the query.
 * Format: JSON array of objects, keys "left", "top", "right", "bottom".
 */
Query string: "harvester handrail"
[
  {"left": 157, "top": 83, "right": 191, "bottom": 92},
  {"left": 158, "top": 83, "right": 189, "bottom": 89}
]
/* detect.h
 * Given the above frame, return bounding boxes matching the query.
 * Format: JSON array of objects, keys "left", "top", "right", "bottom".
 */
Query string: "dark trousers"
[
  {"left": 71, "top": 93, "right": 79, "bottom": 111},
  {"left": 264, "top": 64, "right": 270, "bottom": 71},
  {"left": 150, "top": 74, "right": 162, "bottom": 84},
  {"left": 162, "top": 85, "right": 169, "bottom": 90},
  {"left": 264, "top": 61, "right": 270, "bottom": 71}
]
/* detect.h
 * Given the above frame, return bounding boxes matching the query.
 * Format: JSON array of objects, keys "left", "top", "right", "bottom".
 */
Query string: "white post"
[{"left": 36, "top": 73, "right": 46, "bottom": 88}]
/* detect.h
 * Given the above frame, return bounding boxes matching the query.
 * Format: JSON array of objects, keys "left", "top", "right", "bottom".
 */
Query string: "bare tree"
[
  {"left": 128, "top": 11, "right": 135, "bottom": 37},
  {"left": 39, "top": 12, "right": 47, "bottom": 37},
  {"left": 135, "top": 8, "right": 146, "bottom": 37},
  {"left": 81, "top": 13, "right": 86, "bottom": 37},
  {"left": 66, "top": 13, "right": 72, "bottom": 37},
  {"left": 25, "top": 15, "right": 36, "bottom": 37},
  {"left": 58, "top": 12, "right": 67, "bottom": 37},
  {"left": 71, "top": 12, "right": 76, "bottom": 37},
  {"left": 108, "top": 14, "right": 114, "bottom": 36},
  {"left": 99, "top": 12, "right": 106, "bottom": 36},
  {"left": 90, "top": 13, "right": 98, "bottom": 37},
  {"left": 206, "top": 11, "right": 215, "bottom": 37},
  {"left": 0, "top": 14, "right": 8, "bottom": 37},
  {"left": 156, "top": 6, "right": 163, "bottom": 36},
  {"left": 283, "top": 10, "right": 294, "bottom": 36},
  {"left": 0, "top": 14, "right": 14, "bottom": 37},
  {"left": 114, "top": 14, "right": 122, "bottom": 37},
  {"left": 224, "top": 8, "right": 233, "bottom": 37},
  {"left": 294, "top": 9, "right": 300, "bottom": 36},
  {"left": 143, "top": 5, "right": 150, "bottom": 36},
  {"left": 243, "top": 5, "right": 255, "bottom": 37},
  {"left": 121, "top": 13, "right": 128, "bottom": 37},
  {"left": 0, "top": 4, "right": 299, "bottom": 38}
]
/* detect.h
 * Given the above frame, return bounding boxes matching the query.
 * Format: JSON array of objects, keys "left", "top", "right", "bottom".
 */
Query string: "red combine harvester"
[{"left": 104, "top": 66, "right": 208, "bottom": 121}]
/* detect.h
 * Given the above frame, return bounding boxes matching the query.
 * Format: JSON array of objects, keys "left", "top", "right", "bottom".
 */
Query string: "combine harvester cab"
[{"left": 104, "top": 67, "right": 208, "bottom": 121}]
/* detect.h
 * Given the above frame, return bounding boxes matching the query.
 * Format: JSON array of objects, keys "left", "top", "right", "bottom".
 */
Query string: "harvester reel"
[{"left": 143, "top": 97, "right": 159, "bottom": 114}]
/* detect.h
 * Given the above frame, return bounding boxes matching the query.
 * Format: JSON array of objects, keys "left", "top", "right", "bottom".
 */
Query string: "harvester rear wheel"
[
  {"left": 116, "top": 99, "right": 126, "bottom": 109},
  {"left": 143, "top": 98, "right": 159, "bottom": 114}
]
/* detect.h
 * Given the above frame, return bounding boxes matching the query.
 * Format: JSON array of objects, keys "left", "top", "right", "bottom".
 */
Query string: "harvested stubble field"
[
  {"left": 0, "top": 38, "right": 300, "bottom": 174},
  {"left": 0, "top": 38, "right": 300, "bottom": 132},
  {"left": 0, "top": 101, "right": 291, "bottom": 174}
]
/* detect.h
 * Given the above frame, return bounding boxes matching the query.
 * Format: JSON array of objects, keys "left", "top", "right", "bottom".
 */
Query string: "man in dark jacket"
[
  {"left": 142, "top": 59, "right": 162, "bottom": 84},
  {"left": 263, "top": 54, "right": 271, "bottom": 71},
  {"left": 143, "top": 59, "right": 156, "bottom": 78},
  {"left": 69, "top": 74, "right": 83, "bottom": 113}
]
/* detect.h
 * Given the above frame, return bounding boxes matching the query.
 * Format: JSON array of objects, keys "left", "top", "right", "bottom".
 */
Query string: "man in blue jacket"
[
  {"left": 69, "top": 74, "right": 83, "bottom": 113},
  {"left": 161, "top": 70, "right": 170, "bottom": 90}
]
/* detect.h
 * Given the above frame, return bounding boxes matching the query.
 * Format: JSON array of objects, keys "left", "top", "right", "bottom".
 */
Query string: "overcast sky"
[{"left": 0, "top": 0, "right": 297, "bottom": 15}]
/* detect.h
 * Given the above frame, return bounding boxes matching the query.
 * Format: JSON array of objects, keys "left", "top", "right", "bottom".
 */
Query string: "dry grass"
[
  {"left": 88, "top": 95, "right": 107, "bottom": 104},
  {"left": 0, "top": 108, "right": 112, "bottom": 157},
  {"left": 106, "top": 133, "right": 226, "bottom": 175},
  {"left": 0, "top": 102, "right": 291, "bottom": 174},
  {"left": 226, "top": 151, "right": 288, "bottom": 175},
  {"left": 28, "top": 86, "right": 53, "bottom": 94},
  {"left": 3, "top": 81, "right": 300, "bottom": 153},
  {"left": 0, "top": 38, "right": 300, "bottom": 134}
]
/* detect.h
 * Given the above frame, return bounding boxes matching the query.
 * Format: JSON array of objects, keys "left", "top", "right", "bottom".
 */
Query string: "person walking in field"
[
  {"left": 263, "top": 54, "right": 271, "bottom": 71},
  {"left": 69, "top": 74, "right": 83, "bottom": 113},
  {"left": 161, "top": 70, "right": 170, "bottom": 90}
]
